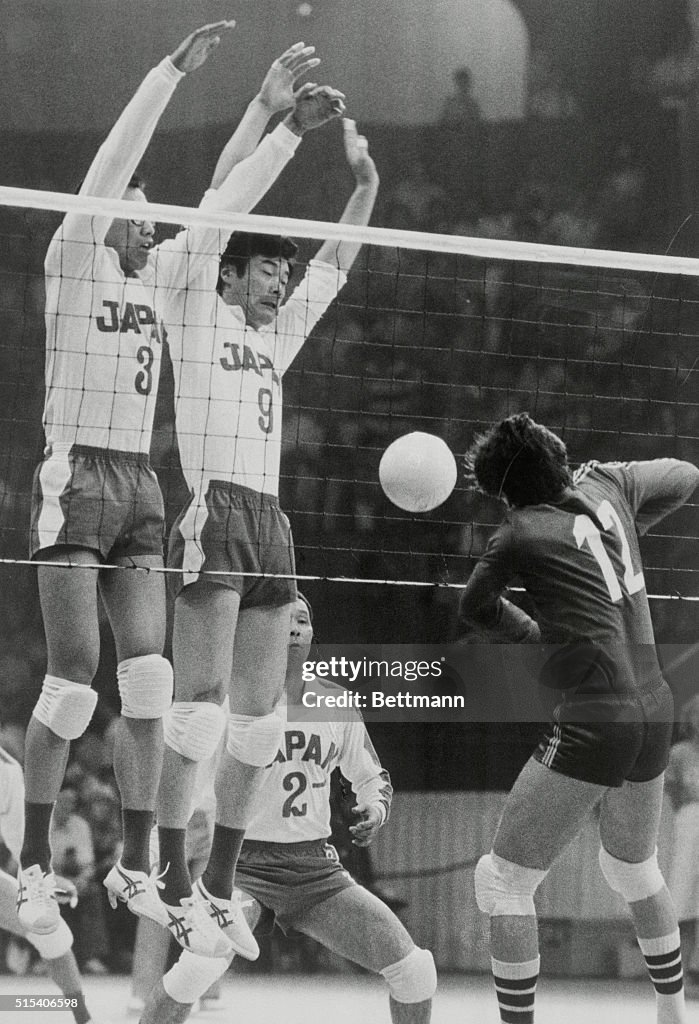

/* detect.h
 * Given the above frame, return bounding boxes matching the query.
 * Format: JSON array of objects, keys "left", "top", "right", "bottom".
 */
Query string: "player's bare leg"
[
  {"left": 191, "top": 604, "right": 289, "bottom": 959},
  {"left": 19, "top": 551, "right": 101, "bottom": 932},
  {"left": 600, "top": 775, "right": 687, "bottom": 1024},
  {"left": 154, "top": 582, "right": 237, "bottom": 957},
  {"left": 201, "top": 604, "right": 290, "bottom": 892},
  {"left": 100, "top": 554, "right": 175, "bottom": 927},
  {"left": 0, "top": 872, "right": 94, "bottom": 1024},
  {"left": 477, "top": 757, "right": 606, "bottom": 1024},
  {"left": 293, "top": 885, "right": 435, "bottom": 1022}
]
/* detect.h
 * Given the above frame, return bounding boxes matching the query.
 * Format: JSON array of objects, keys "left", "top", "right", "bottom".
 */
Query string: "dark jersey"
[{"left": 461, "top": 459, "right": 698, "bottom": 691}]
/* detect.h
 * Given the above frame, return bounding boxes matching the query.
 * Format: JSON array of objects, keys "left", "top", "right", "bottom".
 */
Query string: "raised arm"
[
  {"left": 314, "top": 118, "right": 380, "bottom": 274},
  {"left": 58, "top": 21, "right": 235, "bottom": 253},
  {"left": 210, "top": 42, "right": 320, "bottom": 189}
]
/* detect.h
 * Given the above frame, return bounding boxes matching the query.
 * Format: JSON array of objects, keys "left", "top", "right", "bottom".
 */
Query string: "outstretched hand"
[
  {"left": 286, "top": 82, "right": 346, "bottom": 134},
  {"left": 258, "top": 42, "right": 321, "bottom": 113},
  {"left": 169, "top": 20, "right": 236, "bottom": 74},
  {"left": 342, "top": 118, "right": 378, "bottom": 187}
]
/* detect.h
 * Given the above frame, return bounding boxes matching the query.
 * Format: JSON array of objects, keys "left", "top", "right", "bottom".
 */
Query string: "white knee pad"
[
  {"left": 163, "top": 949, "right": 231, "bottom": 1004},
  {"left": 474, "top": 852, "right": 547, "bottom": 917},
  {"left": 117, "top": 654, "right": 173, "bottom": 719},
  {"left": 164, "top": 702, "right": 227, "bottom": 762},
  {"left": 226, "top": 709, "right": 284, "bottom": 767},
  {"left": 33, "top": 676, "right": 98, "bottom": 741},
  {"left": 380, "top": 946, "right": 437, "bottom": 1004},
  {"left": 27, "top": 918, "right": 73, "bottom": 960},
  {"left": 598, "top": 846, "right": 664, "bottom": 902}
]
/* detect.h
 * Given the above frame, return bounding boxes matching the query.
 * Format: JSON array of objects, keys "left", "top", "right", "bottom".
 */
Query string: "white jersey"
[
  {"left": 44, "top": 57, "right": 300, "bottom": 455},
  {"left": 168, "top": 258, "right": 346, "bottom": 495},
  {"left": 245, "top": 677, "right": 392, "bottom": 843},
  {"left": 0, "top": 746, "right": 24, "bottom": 862}
]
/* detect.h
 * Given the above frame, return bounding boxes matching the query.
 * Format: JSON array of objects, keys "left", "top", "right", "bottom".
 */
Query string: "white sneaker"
[
  {"left": 163, "top": 893, "right": 234, "bottom": 959},
  {"left": 193, "top": 878, "right": 259, "bottom": 961},
  {"left": 103, "top": 860, "right": 168, "bottom": 926},
  {"left": 16, "top": 865, "right": 60, "bottom": 934}
]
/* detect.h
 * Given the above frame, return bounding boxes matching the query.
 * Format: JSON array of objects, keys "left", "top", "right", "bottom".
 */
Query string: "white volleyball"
[{"left": 379, "top": 432, "right": 457, "bottom": 513}]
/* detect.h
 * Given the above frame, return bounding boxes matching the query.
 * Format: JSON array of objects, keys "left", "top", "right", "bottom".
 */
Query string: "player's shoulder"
[{"left": 303, "top": 675, "right": 349, "bottom": 700}]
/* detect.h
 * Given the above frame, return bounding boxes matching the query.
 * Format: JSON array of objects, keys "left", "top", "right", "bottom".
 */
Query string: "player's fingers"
[
  {"left": 195, "top": 19, "right": 236, "bottom": 36},
  {"left": 293, "top": 81, "right": 318, "bottom": 98},
  {"left": 278, "top": 41, "right": 307, "bottom": 61},
  {"left": 286, "top": 45, "right": 317, "bottom": 66},
  {"left": 291, "top": 57, "right": 321, "bottom": 79}
]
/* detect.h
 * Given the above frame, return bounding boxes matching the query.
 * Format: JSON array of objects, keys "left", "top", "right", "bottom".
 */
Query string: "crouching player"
[
  {"left": 0, "top": 744, "right": 97, "bottom": 1024},
  {"left": 140, "top": 594, "right": 436, "bottom": 1023}
]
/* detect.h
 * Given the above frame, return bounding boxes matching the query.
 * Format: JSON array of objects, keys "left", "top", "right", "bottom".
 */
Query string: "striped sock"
[
  {"left": 637, "top": 930, "right": 686, "bottom": 1024},
  {"left": 491, "top": 956, "right": 540, "bottom": 1024}
]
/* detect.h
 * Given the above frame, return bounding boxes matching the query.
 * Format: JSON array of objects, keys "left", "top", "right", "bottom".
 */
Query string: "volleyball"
[{"left": 379, "top": 432, "right": 457, "bottom": 513}]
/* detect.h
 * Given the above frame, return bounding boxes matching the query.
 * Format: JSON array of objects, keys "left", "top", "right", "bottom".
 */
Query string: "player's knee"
[
  {"left": 598, "top": 846, "right": 664, "bottom": 902},
  {"left": 164, "top": 701, "right": 227, "bottom": 762},
  {"left": 474, "top": 852, "right": 547, "bottom": 916},
  {"left": 117, "top": 654, "right": 173, "bottom": 719},
  {"left": 33, "top": 676, "right": 98, "bottom": 741},
  {"left": 27, "top": 918, "right": 73, "bottom": 960},
  {"left": 226, "top": 708, "right": 284, "bottom": 767},
  {"left": 163, "top": 950, "right": 230, "bottom": 1005},
  {"left": 380, "top": 946, "right": 437, "bottom": 1004}
]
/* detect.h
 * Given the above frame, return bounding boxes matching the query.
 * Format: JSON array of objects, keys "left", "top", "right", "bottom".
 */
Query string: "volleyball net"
[{"left": 0, "top": 185, "right": 697, "bottom": 624}]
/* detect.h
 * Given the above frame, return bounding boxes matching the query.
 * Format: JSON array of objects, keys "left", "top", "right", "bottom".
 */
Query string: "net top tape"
[{"left": 2, "top": 184, "right": 699, "bottom": 276}]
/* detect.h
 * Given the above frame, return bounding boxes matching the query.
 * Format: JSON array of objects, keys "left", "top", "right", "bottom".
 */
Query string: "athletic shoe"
[
  {"left": 163, "top": 893, "right": 234, "bottom": 959},
  {"left": 103, "top": 860, "right": 169, "bottom": 926},
  {"left": 16, "top": 865, "right": 60, "bottom": 934},
  {"left": 193, "top": 878, "right": 259, "bottom": 961}
]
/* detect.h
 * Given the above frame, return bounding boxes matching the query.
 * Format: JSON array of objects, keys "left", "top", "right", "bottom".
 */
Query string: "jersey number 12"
[{"left": 573, "top": 499, "right": 645, "bottom": 602}]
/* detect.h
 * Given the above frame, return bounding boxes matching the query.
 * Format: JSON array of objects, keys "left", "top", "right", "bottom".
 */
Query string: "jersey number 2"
[
  {"left": 282, "top": 771, "right": 308, "bottom": 817},
  {"left": 573, "top": 499, "right": 645, "bottom": 602}
]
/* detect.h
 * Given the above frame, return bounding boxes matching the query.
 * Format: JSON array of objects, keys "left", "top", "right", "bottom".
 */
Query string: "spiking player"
[
  {"left": 0, "top": 739, "right": 98, "bottom": 1024},
  {"left": 154, "top": 118, "right": 379, "bottom": 959},
  {"left": 22, "top": 21, "right": 333, "bottom": 959},
  {"left": 140, "top": 594, "right": 436, "bottom": 1024},
  {"left": 460, "top": 413, "right": 699, "bottom": 1024}
]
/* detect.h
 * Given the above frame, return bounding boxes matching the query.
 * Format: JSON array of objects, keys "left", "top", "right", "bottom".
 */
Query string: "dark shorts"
[
  {"left": 235, "top": 839, "right": 356, "bottom": 934},
  {"left": 30, "top": 444, "right": 164, "bottom": 560},
  {"left": 534, "top": 677, "right": 674, "bottom": 787},
  {"left": 167, "top": 480, "right": 296, "bottom": 608}
]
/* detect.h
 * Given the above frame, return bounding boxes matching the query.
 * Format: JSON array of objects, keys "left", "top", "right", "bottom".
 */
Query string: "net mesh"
[{"left": 0, "top": 188, "right": 697, "bottom": 621}]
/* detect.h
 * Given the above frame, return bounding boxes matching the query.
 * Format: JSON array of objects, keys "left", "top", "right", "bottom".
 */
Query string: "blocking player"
[
  {"left": 21, "top": 23, "right": 329, "bottom": 957},
  {"left": 459, "top": 412, "right": 699, "bottom": 1024},
  {"left": 0, "top": 742, "right": 97, "bottom": 1024},
  {"left": 140, "top": 594, "right": 436, "bottom": 1024},
  {"left": 155, "top": 119, "right": 379, "bottom": 959}
]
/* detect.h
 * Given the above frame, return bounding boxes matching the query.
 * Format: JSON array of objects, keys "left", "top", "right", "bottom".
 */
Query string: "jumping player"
[
  {"left": 459, "top": 412, "right": 699, "bottom": 1024},
  {"left": 0, "top": 743, "right": 98, "bottom": 1024},
  {"left": 139, "top": 594, "right": 436, "bottom": 1024},
  {"left": 154, "top": 119, "right": 379, "bottom": 960},
  {"left": 21, "top": 23, "right": 329, "bottom": 958}
]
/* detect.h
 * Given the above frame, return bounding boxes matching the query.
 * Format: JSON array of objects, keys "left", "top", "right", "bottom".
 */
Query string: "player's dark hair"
[
  {"left": 296, "top": 591, "right": 313, "bottom": 624},
  {"left": 74, "top": 172, "right": 145, "bottom": 196},
  {"left": 465, "top": 412, "right": 571, "bottom": 507},
  {"left": 217, "top": 232, "right": 298, "bottom": 295}
]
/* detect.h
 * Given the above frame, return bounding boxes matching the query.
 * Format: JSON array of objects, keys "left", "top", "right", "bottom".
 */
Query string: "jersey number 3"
[{"left": 573, "top": 499, "right": 645, "bottom": 602}]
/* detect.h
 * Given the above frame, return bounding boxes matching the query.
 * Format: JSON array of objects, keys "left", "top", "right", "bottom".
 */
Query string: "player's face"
[
  {"left": 289, "top": 598, "right": 313, "bottom": 658},
  {"left": 229, "top": 255, "right": 291, "bottom": 329},
  {"left": 104, "top": 187, "right": 155, "bottom": 275}
]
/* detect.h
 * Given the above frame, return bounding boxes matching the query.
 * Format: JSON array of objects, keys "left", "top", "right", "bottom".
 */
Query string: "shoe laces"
[{"left": 25, "top": 870, "right": 55, "bottom": 907}]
